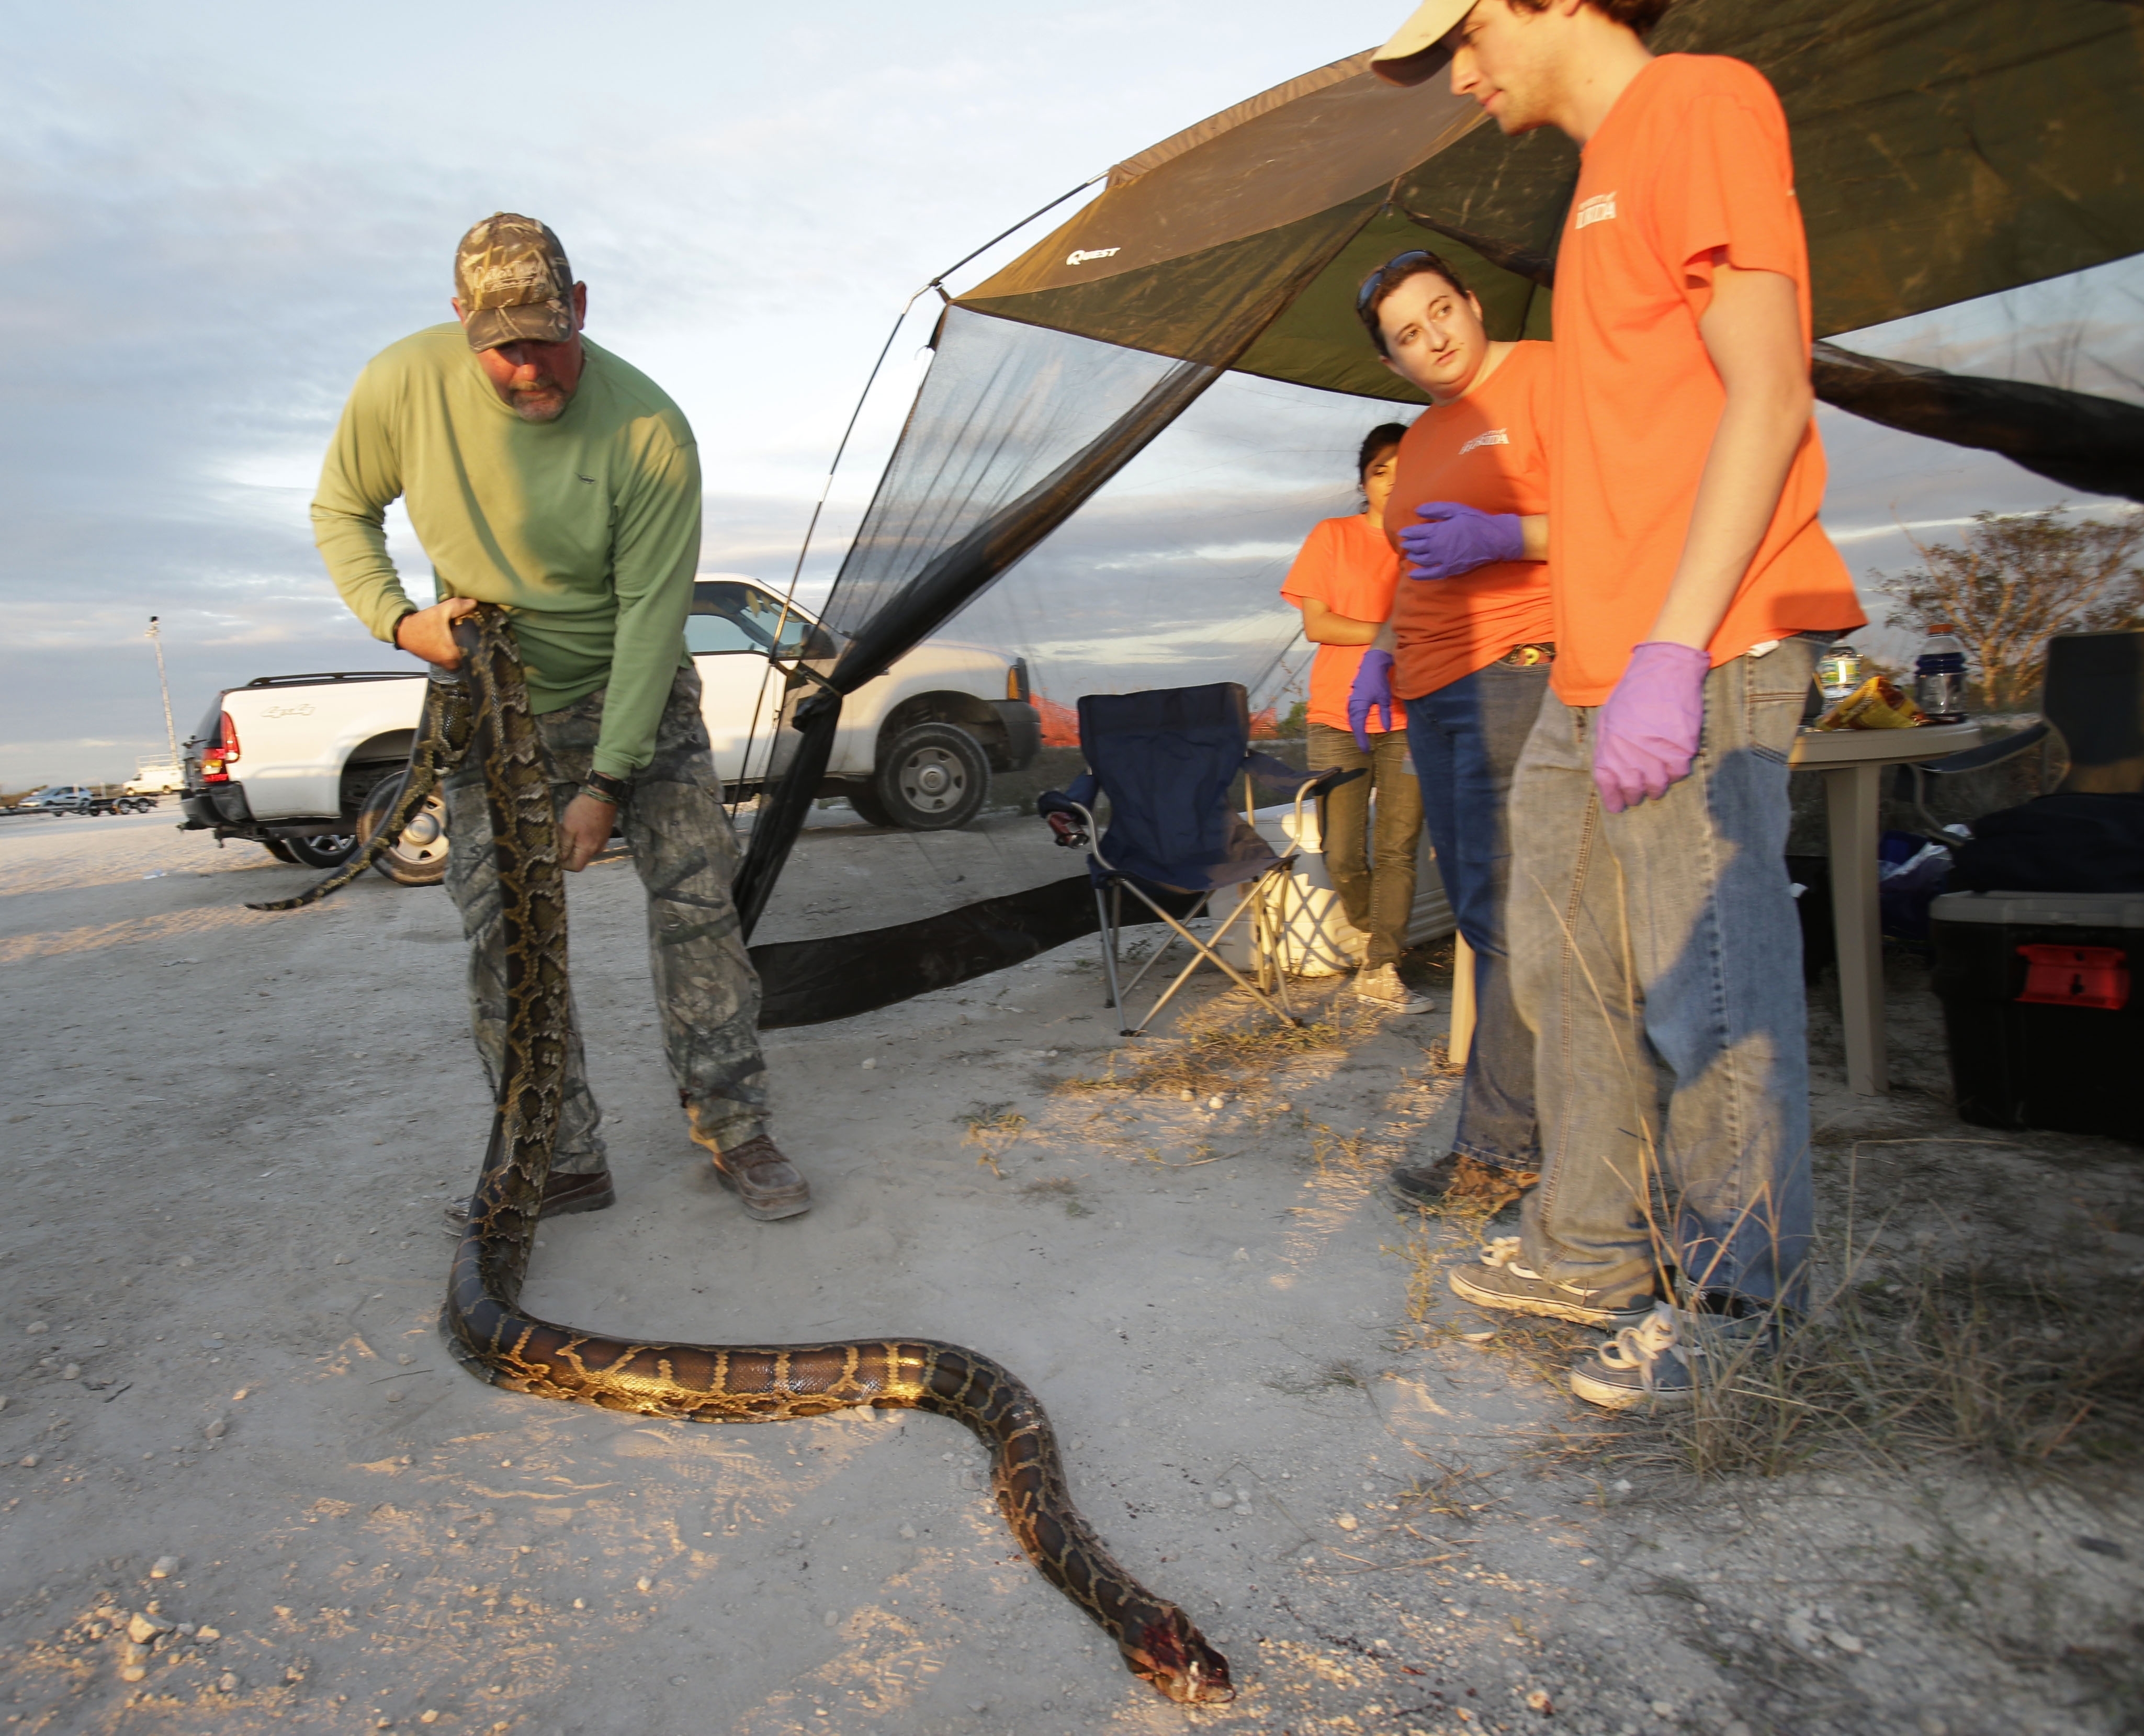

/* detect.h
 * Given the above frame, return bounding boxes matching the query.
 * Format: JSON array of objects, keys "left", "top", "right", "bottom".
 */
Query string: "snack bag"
[{"left": 1814, "top": 674, "right": 1924, "bottom": 731}]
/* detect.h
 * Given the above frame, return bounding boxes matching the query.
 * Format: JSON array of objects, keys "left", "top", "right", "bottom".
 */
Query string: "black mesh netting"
[{"left": 739, "top": 268, "right": 2144, "bottom": 1027}]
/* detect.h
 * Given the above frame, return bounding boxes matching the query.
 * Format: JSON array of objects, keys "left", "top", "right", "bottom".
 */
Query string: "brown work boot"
[
  {"left": 709, "top": 1133, "right": 811, "bottom": 1222},
  {"left": 443, "top": 1168, "right": 616, "bottom": 1226},
  {"left": 1386, "top": 1151, "right": 1538, "bottom": 1214}
]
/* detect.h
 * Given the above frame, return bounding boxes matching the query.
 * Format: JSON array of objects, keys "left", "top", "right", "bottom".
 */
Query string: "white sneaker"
[{"left": 1355, "top": 963, "right": 1433, "bottom": 1013}]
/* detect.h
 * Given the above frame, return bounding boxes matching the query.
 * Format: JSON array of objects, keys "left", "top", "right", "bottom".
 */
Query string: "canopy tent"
[
  {"left": 957, "top": 0, "right": 2144, "bottom": 490},
  {"left": 740, "top": 0, "right": 2144, "bottom": 1023}
]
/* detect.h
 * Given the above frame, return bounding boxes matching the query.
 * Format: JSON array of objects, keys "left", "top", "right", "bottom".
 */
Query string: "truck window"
[
  {"left": 686, "top": 613, "right": 762, "bottom": 655},
  {"left": 690, "top": 582, "right": 818, "bottom": 659}
]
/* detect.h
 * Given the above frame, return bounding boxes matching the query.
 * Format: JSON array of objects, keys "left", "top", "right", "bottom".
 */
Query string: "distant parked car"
[
  {"left": 124, "top": 762, "right": 182, "bottom": 796},
  {"left": 17, "top": 785, "right": 96, "bottom": 813},
  {"left": 12, "top": 784, "right": 155, "bottom": 816}
]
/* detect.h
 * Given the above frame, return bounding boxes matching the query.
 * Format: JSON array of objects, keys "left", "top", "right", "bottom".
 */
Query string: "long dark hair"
[{"left": 1357, "top": 422, "right": 1409, "bottom": 483}]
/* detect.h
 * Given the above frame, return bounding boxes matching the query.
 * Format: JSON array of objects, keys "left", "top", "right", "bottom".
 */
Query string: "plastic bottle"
[
  {"left": 1913, "top": 623, "right": 1968, "bottom": 724},
  {"left": 1816, "top": 641, "right": 1865, "bottom": 702}
]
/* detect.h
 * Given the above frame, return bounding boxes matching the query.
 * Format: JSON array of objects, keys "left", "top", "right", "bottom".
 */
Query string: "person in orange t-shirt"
[
  {"left": 1373, "top": 0, "right": 1866, "bottom": 1409},
  {"left": 1279, "top": 425, "right": 1430, "bottom": 1011},
  {"left": 1344, "top": 250, "right": 1555, "bottom": 1212}
]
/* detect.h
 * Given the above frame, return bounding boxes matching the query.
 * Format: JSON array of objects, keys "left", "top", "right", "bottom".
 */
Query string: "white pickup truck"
[{"left": 178, "top": 577, "right": 1039, "bottom": 877}]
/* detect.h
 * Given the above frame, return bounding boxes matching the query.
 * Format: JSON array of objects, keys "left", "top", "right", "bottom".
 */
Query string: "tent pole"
[{"left": 729, "top": 174, "right": 1111, "bottom": 820}]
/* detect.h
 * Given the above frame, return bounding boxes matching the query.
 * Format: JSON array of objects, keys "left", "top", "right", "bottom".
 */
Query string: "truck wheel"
[
  {"left": 869, "top": 723, "right": 989, "bottom": 831},
  {"left": 287, "top": 830, "right": 360, "bottom": 870},
  {"left": 844, "top": 781, "right": 896, "bottom": 828},
  {"left": 357, "top": 774, "right": 450, "bottom": 887},
  {"left": 264, "top": 839, "right": 299, "bottom": 864}
]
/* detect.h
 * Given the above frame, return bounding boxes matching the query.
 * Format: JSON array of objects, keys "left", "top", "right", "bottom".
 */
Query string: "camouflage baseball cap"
[{"left": 453, "top": 213, "right": 576, "bottom": 351}]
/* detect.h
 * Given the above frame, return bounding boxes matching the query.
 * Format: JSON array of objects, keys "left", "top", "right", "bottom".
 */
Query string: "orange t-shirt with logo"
[
  {"left": 1383, "top": 339, "right": 1556, "bottom": 700},
  {"left": 1280, "top": 513, "right": 1406, "bottom": 733},
  {"left": 1548, "top": 53, "right": 1864, "bottom": 707}
]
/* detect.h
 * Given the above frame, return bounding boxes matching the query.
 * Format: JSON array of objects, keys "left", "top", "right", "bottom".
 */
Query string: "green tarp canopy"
[{"left": 955, "top": 0, "right": 2144, "bottom": 498}]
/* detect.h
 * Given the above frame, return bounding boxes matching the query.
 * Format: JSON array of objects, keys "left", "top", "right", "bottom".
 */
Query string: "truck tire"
[
  {"left": 264, "top": 839, "right": 299, "bottom": 864},
  {"left": 356, "top": 773, "right": 450, "bottom": 887},
  {"left": 287, "top": 830, "right": 360, "bottom": 870},
  {"left": 868, "top": 723, "right": 989, "bottom": 831},
  {"left": 844, "top": 781, "right": 897, "bottom": 828}
]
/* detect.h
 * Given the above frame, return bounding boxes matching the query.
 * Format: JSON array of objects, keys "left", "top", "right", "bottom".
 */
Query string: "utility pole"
[{"left": 146, "top": 616, "right": 179, "bottom": 772}]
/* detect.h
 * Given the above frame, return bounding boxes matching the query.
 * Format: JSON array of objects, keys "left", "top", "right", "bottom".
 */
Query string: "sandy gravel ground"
[{"left": 1, "top": 807, "right": 2139, "bottom": 1736}]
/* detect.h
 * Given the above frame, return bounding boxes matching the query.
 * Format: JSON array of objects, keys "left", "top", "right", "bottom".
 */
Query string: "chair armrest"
[
  {"left": 1043, "top": 802, "right": 1093, "bottom": 850},
  {"left": 1243, "top": 752, "right": 1364, "bottom": 796},
  {"left": 1917, "top": 719, "right": 2049, "bottom": 775},
  {"left": 1279, "top": 766, "right": 1366, "bottom": 857},
  {"left": 1036, "top": 771, "right": 1098, "bottom": 815},
  {"left": 1300, "top": 765, "right": 1364, "bottom": 797}
]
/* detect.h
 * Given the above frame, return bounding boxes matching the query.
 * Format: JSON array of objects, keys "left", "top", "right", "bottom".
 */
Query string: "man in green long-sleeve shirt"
[{"left": 312, "top": 211, "right": 811, "bottom": 1223}]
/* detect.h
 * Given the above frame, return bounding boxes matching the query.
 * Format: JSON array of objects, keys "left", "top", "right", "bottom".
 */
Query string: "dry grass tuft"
[
  {"left": 1418, "top": 1033, "right": 1468, "bottom": 1078},
  {"left": 955, "top": 1102, "right": 1028, "bottom": 1176},
  {"left": 1309, "top": 1125, "right": 1381, "bottom": 1179},
  {"left": 1052, "top": 1005, "right": 1352, "bottom": 1100},
  {"left": 1263, "top": 1358, "right": 1368, "bottom": 1397},
  {"left": 1019, "top": 1176, "right": 1092, "bottom": 1217},
  {"left": 1641, "top": 1262, "right": 2144, "bottom": 1482},
  {"left": 1395, "top": 1458, "right": 1501, "bottom": 1520}
]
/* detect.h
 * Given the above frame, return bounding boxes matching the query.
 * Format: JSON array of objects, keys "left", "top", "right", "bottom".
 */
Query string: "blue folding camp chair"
[{"left": 1037, "top": 683, "right": 1359, "bottom": 1035}]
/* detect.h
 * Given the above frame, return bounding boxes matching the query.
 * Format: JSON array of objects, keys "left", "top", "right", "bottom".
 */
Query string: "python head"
[{"left": 1121, "top": 1607, "right": 1234, "bottom": 1704}]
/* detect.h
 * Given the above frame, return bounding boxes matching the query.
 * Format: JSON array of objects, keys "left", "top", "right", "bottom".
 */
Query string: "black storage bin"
[{"left": 1928, "top": 891, "right": 2144, "bottom": 1143}]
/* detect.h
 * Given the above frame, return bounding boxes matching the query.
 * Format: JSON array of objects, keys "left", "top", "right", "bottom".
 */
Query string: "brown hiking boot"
[
  {"left": 709, "top": 1133, "right": 811, "bottom": 1222},
  {"left": 1386, "top": 1151, "right": 1538, "bottom": 1213},
  {"left": 443, "top": 1168, "right": 616, "bottom": 1226}
]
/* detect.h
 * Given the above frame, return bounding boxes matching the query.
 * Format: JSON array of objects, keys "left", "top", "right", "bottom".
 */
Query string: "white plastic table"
[{"left": 1788, "top": 721, "right": 1982, "bottom": 1094}]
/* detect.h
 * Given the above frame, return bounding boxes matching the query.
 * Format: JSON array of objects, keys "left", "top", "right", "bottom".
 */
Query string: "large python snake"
[{"left": 250, "top": 605, "right": 1232, "bottom": 1705}]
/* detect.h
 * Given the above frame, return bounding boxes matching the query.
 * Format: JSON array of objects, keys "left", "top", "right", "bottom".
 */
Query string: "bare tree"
[{"left": 1880, "top": 506, "right": 2143, "bottom": 709}]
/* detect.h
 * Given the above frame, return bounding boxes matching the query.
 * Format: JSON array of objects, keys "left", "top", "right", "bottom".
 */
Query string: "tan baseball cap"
[
  {"left": 453, "top": 212, "right": 576, "bottom": 351},
  {"left": 1370, "top": 0, "right": 1474, "bottom": 87}
]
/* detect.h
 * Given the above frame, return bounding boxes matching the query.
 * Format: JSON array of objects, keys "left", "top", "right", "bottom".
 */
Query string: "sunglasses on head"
[{"left": 1356, "top": 250, "right": 1439, "bottom": 315}]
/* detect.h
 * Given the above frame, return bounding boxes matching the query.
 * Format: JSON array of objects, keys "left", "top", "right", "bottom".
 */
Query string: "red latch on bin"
[{"left": 2016, "top": 944, "right": 2130, "bottom": 1011}]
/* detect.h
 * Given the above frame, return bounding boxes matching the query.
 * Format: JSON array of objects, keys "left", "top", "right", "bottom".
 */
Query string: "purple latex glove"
[
  {"left": 1592, "top": 641, "right": 1712, "bottom": 813},
  {"left": 1397, "top": 501, "right": 1527, "bottom": 580},
  {"left": 1347, "top": 648, "right": 1396, "bottom": 753}
]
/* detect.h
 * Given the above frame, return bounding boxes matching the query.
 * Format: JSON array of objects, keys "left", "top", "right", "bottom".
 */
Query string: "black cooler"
[{"left": 1928, "top": 890, "right": 2144, "bottom": 1142}]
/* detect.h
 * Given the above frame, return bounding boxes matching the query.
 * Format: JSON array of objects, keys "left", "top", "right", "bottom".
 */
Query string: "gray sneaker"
[
  {"left": 1356, "top": 963, "right": 1434, "bottom": 1013},
  {"left": 1569, "top": 1299, "right": 1775, "bottom": 1410},
  {"left": 1448, "top": 1236, "right": 1654, "bottom": 1327}
]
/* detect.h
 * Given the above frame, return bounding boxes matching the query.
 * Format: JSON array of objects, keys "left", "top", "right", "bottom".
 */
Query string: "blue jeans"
[
  {"left": 1505, "top": 639, "right": 1821, "bottom": 1310},
  {"left": 1405, "top": 662, "right": 1550, "bottom": 1171}
]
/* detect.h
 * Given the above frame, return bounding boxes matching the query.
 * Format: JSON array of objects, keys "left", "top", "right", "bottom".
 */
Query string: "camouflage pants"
[{"left": 443, "top": 663, "right": 770, "bottom": 1174}]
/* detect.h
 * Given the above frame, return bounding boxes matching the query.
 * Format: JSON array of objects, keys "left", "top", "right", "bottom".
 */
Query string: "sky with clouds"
[{"left": 3, "top": 0, "right": 2136, "bottom": 783}]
